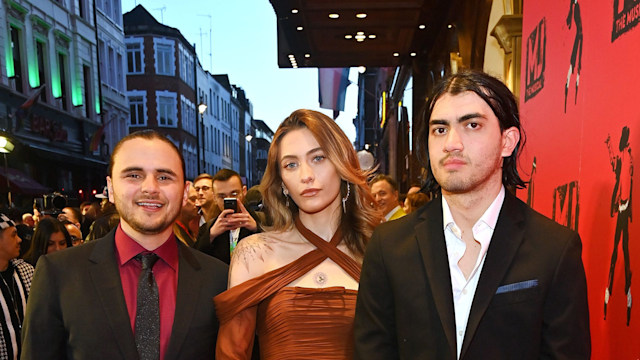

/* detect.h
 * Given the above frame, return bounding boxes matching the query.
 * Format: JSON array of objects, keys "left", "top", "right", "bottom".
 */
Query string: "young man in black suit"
[
  {"left": 354, "top": 70, "right": 591, "bottom": 359},
  {"left": 195, "top": 169, "right": 259, "bottom": 264},
  {"left": 21, "top": 130, "right": 228, "bottom": 359}
]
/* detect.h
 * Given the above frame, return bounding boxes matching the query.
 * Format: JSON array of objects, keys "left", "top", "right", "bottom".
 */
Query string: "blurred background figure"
[
  {"left": 22, "top": 213, "right": 35, "bottom": 228},
  {"left": 407, "top": 184, "right": 422, "bottom": 195},
  {"left": 58, "top": 206, "right": 82, "bottom": 229},
  {"left": 85, "top": 204, "right": 119, "bottom": 242},
  {"left": 61, "top": 219, "right": 84, "bottom": 247},
  {"left": 3, "top": 209, "right": 33, "bottom": 258},
  {"left": 174, "top": 181, "right": 199, "bottom": 247},
  {"left": 193, "top": 173, "right": 219, "bottom": 225},
  {"left": 0, "top": 212, "right": 34, "bottom": 360},
  {"left": 80, "top": 202, "right": 100, "bottom": 239},
  {"left": 370, "top": 174, "right": 406, "bottom": 221},
  {"left": 244, "top": 185, "right": 269, "bottom": 227},
  {"left": 403, "top": 192, "right": 431, "bottom": 214},
  {"left": 23, "top": 217, "right": 72, "bottom": 266}
]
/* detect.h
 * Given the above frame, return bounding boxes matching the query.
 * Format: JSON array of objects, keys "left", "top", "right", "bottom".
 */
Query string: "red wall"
[{"left": 520, "top": 0, "right": 639, "bottom": 358}]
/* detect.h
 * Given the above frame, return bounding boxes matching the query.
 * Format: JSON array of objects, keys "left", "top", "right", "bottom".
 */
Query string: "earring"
[
  {"left": 342, "top": 182, "right": 350, "bottom": 213},
  {"left": 282, "top": 186, "right": 290, "bottom": 207}
]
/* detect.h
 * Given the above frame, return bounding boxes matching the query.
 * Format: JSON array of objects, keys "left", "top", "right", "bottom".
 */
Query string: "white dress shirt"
[{"left": 442, "top": 186, "right": 505, "bottom": 359}]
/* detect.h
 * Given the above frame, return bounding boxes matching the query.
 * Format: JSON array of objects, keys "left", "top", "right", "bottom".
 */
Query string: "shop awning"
[{"left": 0, "top": 167, "right": 49, "bottom": 195}]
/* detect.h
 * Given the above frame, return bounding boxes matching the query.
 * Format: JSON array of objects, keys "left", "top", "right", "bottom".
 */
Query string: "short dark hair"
[
  {"left": 193, "top": 173, "right": 213, "bottom": 184},
  {"left": 212, "top": 168, "right": 243, "bottom": 185},
  {"left": 370, "top": 174, "right": 399, "bottom": 192},
  {"left": 108, "top": 130, "right": 185, "bottom": 178},
  {"left": 63, "top": 207, "right": 82, "bottom": 224},
  {"left": 416, "top": 70, "right": 526, "bottom": 193}
]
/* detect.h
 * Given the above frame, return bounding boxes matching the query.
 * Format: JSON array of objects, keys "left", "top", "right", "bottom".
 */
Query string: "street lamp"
[
  {"left": 197, "top": 103, "right": 207, "bottom": 174},
  {"left": 0, "top": 135, "right": 15, "bottom": 207},
  {"left": 245, "top": 134, "right": 253, "bottom": 142}
]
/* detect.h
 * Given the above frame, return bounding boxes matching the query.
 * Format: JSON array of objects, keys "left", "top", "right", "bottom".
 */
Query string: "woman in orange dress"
[{"left": 214, "top": 109, "right": 380, "bottom": 359}]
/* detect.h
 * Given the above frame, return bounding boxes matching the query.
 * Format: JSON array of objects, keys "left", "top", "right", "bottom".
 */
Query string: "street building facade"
[{"left": 0, "top": 0, "right": 106, "bottom": 208}]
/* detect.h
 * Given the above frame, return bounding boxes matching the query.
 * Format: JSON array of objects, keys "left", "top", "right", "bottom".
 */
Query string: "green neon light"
[
  {"left": 28, "top": 56, "right": 39, "bottom": 88},
  {"left": 5, "top": 44, "right": 14, "bottom": 78},
  {"left": 52, "top": 54, "right": 62, "bottom": 98},
  {"left": 72, "top": 81, "right": 82, "bottom": 107},
  {"left": 95, "top": 94, "right": 101, "bottom": 114}
]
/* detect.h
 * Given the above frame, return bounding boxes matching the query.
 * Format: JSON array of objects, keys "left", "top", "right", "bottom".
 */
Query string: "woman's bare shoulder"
[{"left": 228, "top": 231, "right": 287, "bottom": 287}]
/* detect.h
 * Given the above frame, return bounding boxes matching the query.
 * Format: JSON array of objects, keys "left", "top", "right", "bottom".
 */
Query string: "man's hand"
[
  {"left": 208, "top": 201, "right": 257, "bottom": 241},
  {"left": 226, "top": 201, "right": 258, "bottom": 232},
  {"left": 209, "top": 209, "right": 235, "bottom": 241}
]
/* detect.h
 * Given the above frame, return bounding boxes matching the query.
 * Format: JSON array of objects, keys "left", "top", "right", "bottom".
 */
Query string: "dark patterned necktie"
[{"left": 135, "top": 253, "right": 160, "bottom": 360}]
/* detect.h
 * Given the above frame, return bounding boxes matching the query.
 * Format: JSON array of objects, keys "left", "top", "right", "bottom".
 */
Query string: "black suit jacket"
[
  {"left": 354, "top": 192, "right": 590, "bottom": 360},
  {"left": 21, "top": 229, "right": 228, "bottom": 360},
  {"left": 195, "top": 212, "right": 259, "bottom": 264}
]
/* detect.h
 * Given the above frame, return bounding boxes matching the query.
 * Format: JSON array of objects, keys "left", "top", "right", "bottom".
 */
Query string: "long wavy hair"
[
  {"left": 23, "top": 217, "right": 72, "bottom": 266},
  {"left": 416, "top": 70, "right": 526, "bottom": 193},
  {"left": 260, "top": 109, "right": 380, "bottom": 257}
]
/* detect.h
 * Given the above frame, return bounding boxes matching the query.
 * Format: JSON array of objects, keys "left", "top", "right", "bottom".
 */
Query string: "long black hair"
[{"left": 416, "top": 70, "right": 526, "bottom": 193}]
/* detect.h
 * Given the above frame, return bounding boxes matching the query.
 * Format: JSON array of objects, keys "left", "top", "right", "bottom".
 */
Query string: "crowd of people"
[{"left": 0, "top": 70, "right": 591, "bottom": 360}]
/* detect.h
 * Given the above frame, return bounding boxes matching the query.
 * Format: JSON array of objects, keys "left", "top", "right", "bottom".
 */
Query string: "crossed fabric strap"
[{"left": 215, "top": 217, "right": 361, "bottom": 324}]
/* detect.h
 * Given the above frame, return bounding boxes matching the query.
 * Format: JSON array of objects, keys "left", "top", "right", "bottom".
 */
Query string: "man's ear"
[
  {"left": 106, "top": 177, "right": 115, "bottom": 203},
  {"left": 182, "top": 181, "right": 188, "bottom": 207},
  {"left": 501, "top": 126, "right": 520, "bottom": 158}
]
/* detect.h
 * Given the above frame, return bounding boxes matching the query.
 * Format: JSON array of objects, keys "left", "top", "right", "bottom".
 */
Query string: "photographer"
[{"left": 195, "top": 169, "right": 260, "bottom": 264}]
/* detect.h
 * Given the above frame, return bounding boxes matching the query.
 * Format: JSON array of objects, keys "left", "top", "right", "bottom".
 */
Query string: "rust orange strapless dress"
[{"left": 214, "top": 218, "right": 361, "bottom": 360}]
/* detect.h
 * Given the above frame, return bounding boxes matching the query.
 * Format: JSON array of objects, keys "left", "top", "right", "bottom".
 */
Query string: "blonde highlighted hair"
[{"left": 260, "top": 109, "right": 380, "bottom": 256}]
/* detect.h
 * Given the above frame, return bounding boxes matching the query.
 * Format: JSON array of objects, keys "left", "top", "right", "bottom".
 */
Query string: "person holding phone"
[
  {"left": 195, "top": 169, "right": 260, "bottom": 265},
  {"left": 214, "top": 109, "right": 380, "bottom": 359}
]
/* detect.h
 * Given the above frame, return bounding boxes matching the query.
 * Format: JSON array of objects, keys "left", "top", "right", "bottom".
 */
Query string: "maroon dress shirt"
[{"left": 115, "top": 225, "right": 179, "bottom": 359}]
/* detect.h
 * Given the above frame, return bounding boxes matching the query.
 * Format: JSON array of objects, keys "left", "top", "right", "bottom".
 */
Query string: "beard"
[
  {"left": 114, "top": 195, "right": 180, "bottom": 235},
  {"left": 433, "top": 154, "right": 504, "bottom": 194}
]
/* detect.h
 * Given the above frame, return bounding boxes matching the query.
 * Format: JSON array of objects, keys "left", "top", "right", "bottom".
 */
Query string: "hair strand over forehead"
[
  {"left": 416, "top": 70, "right": 526, "bottom": 193},
  {"left": 260, "top": 109, "right": 381, "bottom": 256}
]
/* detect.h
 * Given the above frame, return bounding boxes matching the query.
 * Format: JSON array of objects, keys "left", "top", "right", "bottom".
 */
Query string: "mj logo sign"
[{"left": 525, "top": 18, "right": 546, "bottom": 102}]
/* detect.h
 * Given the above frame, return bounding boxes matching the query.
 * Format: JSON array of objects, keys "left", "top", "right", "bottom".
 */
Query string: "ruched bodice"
[
  {"left": 214, "top": 218, "right": 360, "bottom": 359},
  {"left": 256, "top": 287, "right": 358, "bottom": 360}
]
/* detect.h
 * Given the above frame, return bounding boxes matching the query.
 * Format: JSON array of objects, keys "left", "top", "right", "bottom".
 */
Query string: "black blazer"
[
  {"left": 21, "top": 229, "right": 228, "bottom": 360},
  {"left": 195, "top": 212, "right": 259, "bottom": 264},
  {"left": 354, "top": 192, "right": 590, "bottom": 360}
]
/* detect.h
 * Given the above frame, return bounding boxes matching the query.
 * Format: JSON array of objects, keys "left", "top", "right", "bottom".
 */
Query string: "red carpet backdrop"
[{"left": 520, "top": 0, "right": 639, "bottom": 357}]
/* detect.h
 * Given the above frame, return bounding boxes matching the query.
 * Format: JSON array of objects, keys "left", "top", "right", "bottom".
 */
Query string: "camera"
[
  {"left": 34, "top": 192, "right": 68, "bottom": 216},
  {"left": 223, "top": 198, "right": 237, "bottom": 213}
]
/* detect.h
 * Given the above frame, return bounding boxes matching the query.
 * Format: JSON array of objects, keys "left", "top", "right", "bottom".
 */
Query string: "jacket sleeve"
[
  {"left": 354, "top": 229, "right": 399, "bottom": 360},
  {"left": 541, "top": 232, "right": 591, "bottom": 359},
  {"left": 215, "top": 306, "right": 258, "bottom": 360},
  {"left": 21, "top": 256, "right": 67, "bottom": 359}
]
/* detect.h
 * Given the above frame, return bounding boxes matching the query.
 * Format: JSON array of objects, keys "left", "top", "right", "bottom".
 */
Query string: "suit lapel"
[
  {"left": 460, "top": 193, "right": 526, "bottom": 359},
  {"left": 415, "top": 201, "right": 457, "bottom": 357},
  {"left": 165, "top": 243, "right": 203, "bottom": 358},
  {"left": 88, "top": 233, "right": 138, "bottom": 359}
]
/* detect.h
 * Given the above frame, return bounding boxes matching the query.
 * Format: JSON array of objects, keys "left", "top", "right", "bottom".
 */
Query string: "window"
[
  {"left": 99, "top": 39, "right": 106, "bottom": 84},
  {"left": 126, "top": 38, "right": 144, "bottom": 74},
  {"left": 116, "top": 53, "right": 124, "bottom": 91},
  {"left": 156, "top": 91, "right": 177, "bottom": 127},
  {"left": 154, "top": 38, "right": 174, "bottom": 76},
  {"left": 9, "top": 25, "right": 24, "bottom": 93},
  {"left": 108, "top": 46, "right": 115, "bottom": 87},
  {"left": 78, "top": 0, "right": 87, "bottom": 20},
  {"left": 128, "top": 91, "right": 147, "bottom": 126},
  {"left": 58, "top": 52, "right": 69, "bottom": 111},
  {"left": 178, "top": 44, "right": 194, "bottom": 88},
  {"left": 35, "top": 40, "right": 48, "bottom": 102},
  {"left": 83, "top": 65, "right": 92, "bottom": 118},
  {"left": 180, "top": 95, "right": 195, "bottom": 135}
]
